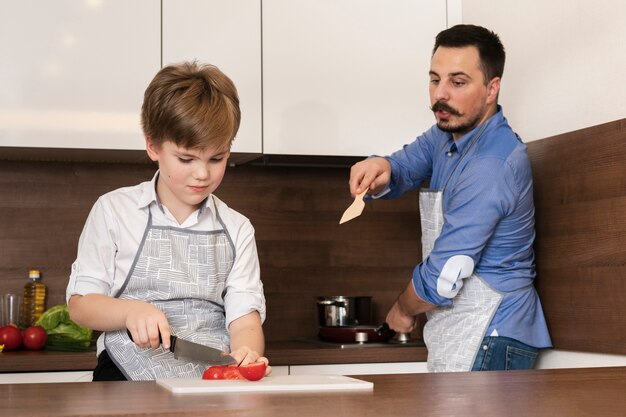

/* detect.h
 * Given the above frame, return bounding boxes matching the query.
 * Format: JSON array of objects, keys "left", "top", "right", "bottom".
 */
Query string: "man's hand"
[
  {"left": 349, "top": 157, "right": 392, "bottom": 196},
  {"left": 386, "top": 300, "right": 418, "bottom": 334},
  {"left": 386, "top": 281, "right": 436, "bottom": 333}
]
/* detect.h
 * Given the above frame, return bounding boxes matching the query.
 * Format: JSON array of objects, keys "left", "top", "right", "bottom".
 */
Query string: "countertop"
[
  {"left": 0, "top": 339, "right": 427, "bottom": 373},
  {"left": 3, "top": 367, "right": 626, "bottom": 416}
]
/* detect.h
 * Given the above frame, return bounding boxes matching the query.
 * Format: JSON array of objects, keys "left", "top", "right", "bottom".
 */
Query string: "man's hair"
[
  {"left": 433, "top": 24, "right": 505, "bottom": 84},
  {"left": 141, "top": 61, "right": 240, "bottom": 150}
]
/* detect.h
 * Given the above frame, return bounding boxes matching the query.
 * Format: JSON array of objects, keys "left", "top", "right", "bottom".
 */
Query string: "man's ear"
[
  {"left": 145, "top": 136, "right": 159, "bottom": 162},
  {"left": 486, "top": 77, "right": 501, "bottom": 105}
]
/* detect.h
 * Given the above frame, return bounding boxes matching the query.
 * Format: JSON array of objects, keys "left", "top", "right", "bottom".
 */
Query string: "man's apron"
[
  {"left": 420, "top": 123, "right": 504, "bottom": 372},
  {"left": 105, "top": 199, "right": 235, "bottom": 380}
]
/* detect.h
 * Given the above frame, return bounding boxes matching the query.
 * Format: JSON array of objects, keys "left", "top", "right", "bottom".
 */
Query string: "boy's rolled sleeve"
[
  {"left": 223, "top": 220, "right": 266, "bottom": 329},
  {"left": 65, "top": 198, "right": 117, "bottom": 302}
]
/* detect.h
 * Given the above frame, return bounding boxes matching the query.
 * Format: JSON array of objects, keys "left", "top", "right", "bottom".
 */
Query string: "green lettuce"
[{"left": 36, "top": 304, "right": 94, "bottom": 351}]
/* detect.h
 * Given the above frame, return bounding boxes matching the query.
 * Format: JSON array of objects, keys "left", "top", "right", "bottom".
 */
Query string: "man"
[{"left": 348, "top": 24, "right": 551, "bottom": 372}]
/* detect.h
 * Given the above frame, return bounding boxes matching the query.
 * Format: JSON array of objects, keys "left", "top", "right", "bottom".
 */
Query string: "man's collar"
[{"left": 447, "top": 105, "right": 503, "bottom": 155}]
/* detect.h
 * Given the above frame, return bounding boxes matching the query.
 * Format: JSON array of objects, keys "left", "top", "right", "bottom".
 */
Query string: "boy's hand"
[
  {"left": 229, "top": 346, "right": 272, "bottom": 376},
  {"left": 125, "top": 301, "right": 171, "bottom": 349}
]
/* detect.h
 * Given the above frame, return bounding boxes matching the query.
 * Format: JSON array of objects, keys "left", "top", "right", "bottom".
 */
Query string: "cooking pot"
[{"left": 316, "top": 296, "right": 372, "bottom": 327}]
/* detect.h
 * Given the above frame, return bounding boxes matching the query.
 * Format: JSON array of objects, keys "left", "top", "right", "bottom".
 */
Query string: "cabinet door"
[
  {"left": 0, "top": 0, "right": 160, "bottom": 150},
  {"left": 162, "top": 0, "right": 262, "bottom": 154},
  {"left": 263, "top": 0, "right": 448, "bottom": 156}
]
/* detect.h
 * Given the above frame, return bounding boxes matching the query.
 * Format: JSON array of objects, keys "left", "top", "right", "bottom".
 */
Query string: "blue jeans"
[{"left": 471, "top": 336, "right": 538, "bottom": 371}]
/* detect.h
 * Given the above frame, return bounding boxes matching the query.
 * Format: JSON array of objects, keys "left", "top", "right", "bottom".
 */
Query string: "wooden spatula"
[{"left": 339, "top": 188, "right": 368, "bottom": 224}]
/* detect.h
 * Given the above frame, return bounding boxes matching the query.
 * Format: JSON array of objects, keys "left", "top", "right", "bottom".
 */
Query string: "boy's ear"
[{"left": 145, "top": 136, "right": 159, "bottom": 162}]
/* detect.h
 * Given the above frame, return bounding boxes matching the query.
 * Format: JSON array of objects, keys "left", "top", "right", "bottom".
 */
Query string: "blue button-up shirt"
[{"left": 382, "top": 107, "right": 552, "bottom": 348}]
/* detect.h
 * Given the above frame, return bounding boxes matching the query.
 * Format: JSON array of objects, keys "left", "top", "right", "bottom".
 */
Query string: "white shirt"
[{"left": 67, "top": 172, "right": 266, "bottom": 353}]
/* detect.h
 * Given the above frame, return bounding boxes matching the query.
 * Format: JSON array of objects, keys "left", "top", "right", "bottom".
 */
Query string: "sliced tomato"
[
  {"left": 202, "top": 365, "right": 225, "bottom": 380},
  {"left": 222, "top": 365, "right": 245, "bottom": 380},
  {"left": 238, "top": 362, "right": 267, "bottom": 381}
]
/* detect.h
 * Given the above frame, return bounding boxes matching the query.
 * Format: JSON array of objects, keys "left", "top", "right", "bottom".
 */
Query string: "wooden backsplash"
[
  {"left": 527, "top": 118, "right": 626, "bottom": 355},
  {"left": 0, "top": 159, "right": 421, "bottom": 342},
  {"left": 3, "top": 118, "right": 623, "bottom": 354}
]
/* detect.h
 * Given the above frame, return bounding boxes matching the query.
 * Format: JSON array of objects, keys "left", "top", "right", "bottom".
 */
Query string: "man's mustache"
[{"left": 431, "top": 101, "right": 461, "bottom": 116}]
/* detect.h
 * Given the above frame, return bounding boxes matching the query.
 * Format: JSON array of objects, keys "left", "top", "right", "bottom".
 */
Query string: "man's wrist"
[{"left": 396, "top": 280, "right": 434, "bottom": 316}]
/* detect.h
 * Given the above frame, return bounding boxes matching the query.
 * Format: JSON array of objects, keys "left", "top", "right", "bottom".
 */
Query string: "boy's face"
[{"left": 146, "top": 138, "right": 230, "bottom": 218}]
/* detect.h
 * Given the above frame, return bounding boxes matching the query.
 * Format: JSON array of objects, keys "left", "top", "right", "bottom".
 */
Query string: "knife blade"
[{"left": 126, "top": 330, "right": 237, "bottom": 365}]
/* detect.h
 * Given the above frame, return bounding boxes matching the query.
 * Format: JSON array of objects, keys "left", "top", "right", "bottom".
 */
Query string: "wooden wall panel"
[
  {"left": 0, "top": 161, "right": 157, "bottom": 310},
  {"left": 0, "top": 160, "right": 422, "bottom": 342},
  {"left": 219, "top": 166, "right": 423, "bottom": 341},
  {"left": 528, "top": 118, "right": 626, "bottom": 355},
  {"left": 2, "top": 119, "right": 623, "bottom": 355}
]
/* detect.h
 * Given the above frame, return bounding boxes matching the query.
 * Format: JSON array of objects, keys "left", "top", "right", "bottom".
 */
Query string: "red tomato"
[
  {"left": 202, "top": 365, "right": 225, "bottom": 380},
  {"left": 222, "top": 365, "right": 245, "bottom": 380},
  {"left": 239, "top": 362, "right": 267, "bottom": 381},
  {"left": 0, "top": 325, "right": 23, "bottom": 351},
  {"left": 22, "top": 326, "right": 48, "bottom": 350}
]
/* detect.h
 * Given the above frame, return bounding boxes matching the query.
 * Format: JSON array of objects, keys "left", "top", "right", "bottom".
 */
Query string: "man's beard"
[{"left": 431, "top": 101, "right": 482, "bottom": 134}]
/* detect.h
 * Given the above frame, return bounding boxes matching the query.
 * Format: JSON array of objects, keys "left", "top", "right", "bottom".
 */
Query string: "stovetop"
[{"left": 298, "top": 337, "right": 424, "bottom": 349}]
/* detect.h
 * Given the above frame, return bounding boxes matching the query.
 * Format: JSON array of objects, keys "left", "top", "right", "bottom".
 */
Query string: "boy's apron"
[
  {"left": 105, "top": 198, "right": 235, "bottom": 380},
  {"left": 420, "top": 123, "right": 503, "bottom": 372}
]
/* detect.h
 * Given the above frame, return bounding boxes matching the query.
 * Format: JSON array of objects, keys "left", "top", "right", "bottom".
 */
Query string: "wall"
[
  {"left": 527, "top": 119, "right": 626, "bottom": 367},
  {"left": 462, "top": 0, "right": 626, "bottom": 366},
  {"left": 462, "top": 0, "right": 626, "bottom": 142},
  {"left": 0, "top": 159, "right": 422, "bottom": 342}
]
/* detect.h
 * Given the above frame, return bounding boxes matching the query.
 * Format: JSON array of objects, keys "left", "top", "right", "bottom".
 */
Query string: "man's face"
[{"left": 429, "top": 46, "right": 499, "bottom": 139}]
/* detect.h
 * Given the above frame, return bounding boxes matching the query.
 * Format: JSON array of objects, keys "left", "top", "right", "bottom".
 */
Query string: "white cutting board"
[{"left": 156, "top": 374, "right": 373, "bottom": 394}]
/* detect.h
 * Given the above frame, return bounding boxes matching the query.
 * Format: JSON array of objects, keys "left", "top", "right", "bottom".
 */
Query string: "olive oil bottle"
[{"left": 21, "top": 269, "right": 46, "bottom": 327}]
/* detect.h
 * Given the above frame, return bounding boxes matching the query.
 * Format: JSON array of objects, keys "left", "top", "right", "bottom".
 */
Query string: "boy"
[{"left": 67, "top": 62, "right": 268, "bottom": 381}]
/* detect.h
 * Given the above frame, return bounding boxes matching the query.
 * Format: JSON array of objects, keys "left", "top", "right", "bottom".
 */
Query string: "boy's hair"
[
  {"left": 141, "top": 61, "right": 240, "bottom": 150},
  {"left": 433, "top": 24, "right": 505, "bottom": 84}
]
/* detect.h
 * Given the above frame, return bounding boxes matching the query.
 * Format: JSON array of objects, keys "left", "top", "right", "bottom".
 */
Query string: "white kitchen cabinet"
[
  {"left": 262, "top": 0, "right": 452, "bottom": 157},
  {"left": 162, "top": 0, "right": 262, "bottom": 154},
  {"left": 289, "top": 362, "right": 428, "bottom": 376},
  {"left": 0, "top": 0, "right": 160, "bottom": 151}
]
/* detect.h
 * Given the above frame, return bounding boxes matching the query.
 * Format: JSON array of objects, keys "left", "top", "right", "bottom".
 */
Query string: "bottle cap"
[{"left": 28, "top": 269, "right": 41, "bottom": 279}]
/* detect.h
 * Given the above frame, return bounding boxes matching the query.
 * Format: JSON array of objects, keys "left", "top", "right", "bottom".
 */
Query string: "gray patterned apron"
[
  {"left": 105, "top": 197, "right": 235, "bottom": 380},
  {"left": 420, "top": 122, "right": 504, "bottom": 372}
]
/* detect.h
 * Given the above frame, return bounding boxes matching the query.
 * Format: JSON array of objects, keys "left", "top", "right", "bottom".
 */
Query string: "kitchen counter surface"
[
  {"left": 0, "top": 339, "right": 427, "bottom": 373},
  {"left": 3, "top": 366, "right": 625, "bottom": 416}
]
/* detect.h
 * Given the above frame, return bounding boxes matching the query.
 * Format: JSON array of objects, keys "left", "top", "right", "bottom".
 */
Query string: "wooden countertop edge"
[
  {"left": 266, "top": 341, "right": 428, "bottom": 366},
  {"left": 4, "top": 367, "right": 626, "bottom": 417},
  {"left": 0, "top": 341, "right": 427, "bottom": 373}
]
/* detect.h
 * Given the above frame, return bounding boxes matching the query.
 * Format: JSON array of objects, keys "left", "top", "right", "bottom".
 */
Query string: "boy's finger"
[{"left": 159, "top": 321, "right": 171, "bottom": 350}]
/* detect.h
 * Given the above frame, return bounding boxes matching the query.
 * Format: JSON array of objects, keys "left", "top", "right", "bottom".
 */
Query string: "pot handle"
[
  {"left": 375, "top": 322, "right": 396, "bottom": 338},
  {"left": 317, "top": 300, "right": 348, "bottom": 307}
]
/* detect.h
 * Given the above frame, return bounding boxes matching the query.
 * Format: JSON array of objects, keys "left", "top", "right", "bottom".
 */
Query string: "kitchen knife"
[{"left": 126, "top": 330, "right": 237, "bottom": 365}]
